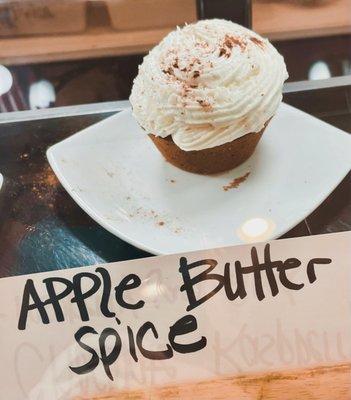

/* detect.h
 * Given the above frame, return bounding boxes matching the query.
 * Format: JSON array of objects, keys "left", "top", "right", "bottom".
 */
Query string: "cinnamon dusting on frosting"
[
  {"left": 162, "top": 66, "right": 174, "bottom": 76},
  {"left": 197, "top": 99, "right": 212, "bottom": 111},
  {"left": 250, "top": 37, "right": 265, "bottom": 48},
  {"left": 219, "top": 34, "right": 246, "bottom": 58},
  {"left": 162, "top": 53, "right": 205, "bottom": 92}
]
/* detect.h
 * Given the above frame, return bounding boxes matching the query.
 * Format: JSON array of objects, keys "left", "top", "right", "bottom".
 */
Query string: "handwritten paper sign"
[{"left": 1, "top": 232, "right": 351, "bottom": 399}]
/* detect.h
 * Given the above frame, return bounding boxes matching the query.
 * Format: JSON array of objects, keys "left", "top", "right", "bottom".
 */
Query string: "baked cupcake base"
[{"left": 149, "top": 123, "right": 268, "bottom": 175}]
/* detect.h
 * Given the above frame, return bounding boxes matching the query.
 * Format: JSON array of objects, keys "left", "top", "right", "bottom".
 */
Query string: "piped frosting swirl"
[{"left": 130, "top": 19, "right": 288, "bottom": 151}]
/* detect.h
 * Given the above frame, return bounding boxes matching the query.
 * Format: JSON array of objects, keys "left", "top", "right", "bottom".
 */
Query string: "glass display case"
[{"left": 0, "top": 0, "right": 350, "bottom": 278}]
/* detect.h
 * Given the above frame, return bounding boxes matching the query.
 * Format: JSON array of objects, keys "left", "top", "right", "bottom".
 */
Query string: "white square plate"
[{"left": 47, "top": 104, "right": 351, "bottom": 255}]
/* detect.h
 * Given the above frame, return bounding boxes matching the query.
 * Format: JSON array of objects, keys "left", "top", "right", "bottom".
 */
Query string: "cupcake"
[{"left": 130, "top": 19, "right": 288, "bottom": 175}]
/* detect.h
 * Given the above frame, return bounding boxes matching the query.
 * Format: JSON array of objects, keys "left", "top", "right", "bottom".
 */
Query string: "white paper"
[{"left": 1, "top": 232, "right": 350, "bottom": 400}]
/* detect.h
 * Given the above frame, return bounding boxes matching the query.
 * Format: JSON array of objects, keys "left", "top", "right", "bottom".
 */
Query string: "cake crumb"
[{"left": 223, "top": 172, "right": 250, "bottom": 191}]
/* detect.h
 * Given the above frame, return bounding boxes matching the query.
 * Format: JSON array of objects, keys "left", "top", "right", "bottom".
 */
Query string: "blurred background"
[{"left": 0, "top": 0, "right": 350, "bottom": 112}]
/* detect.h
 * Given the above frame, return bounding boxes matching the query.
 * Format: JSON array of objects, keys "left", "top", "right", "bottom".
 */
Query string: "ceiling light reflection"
[
  {"left": 308, "top": 60, "right": 331, "bottom": 81},
  {"left": 141, "top": 279, "right": 169, "bottom": 300},
  {"left": 0, "top": 65, "right": 13, "bottom": 96},
  {"left": 29, "top": 79, "right": 56, "bottom": 109},
  {"left": 237, "top": 217, "right": 275, "bottom": 243}
]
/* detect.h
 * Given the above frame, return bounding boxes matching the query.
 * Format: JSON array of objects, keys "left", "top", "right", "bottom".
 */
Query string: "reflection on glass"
[
  {"left": 308, "top": 61, "right": 331, "bottom": 81},
  {"left": 141, "top": 277, "right": 168, "bottom": 300},
  {"left": 29, "top": 80, "right": 56, "bottom": 109},
  {"left": 238, "top": 217, "right": 276, "bottom": 243},
  {"left": 242, "top": 218, "right": 270, "bottom": 237},
  {"left": 0, "top": 64, "right": 13, "bottom": 96}
]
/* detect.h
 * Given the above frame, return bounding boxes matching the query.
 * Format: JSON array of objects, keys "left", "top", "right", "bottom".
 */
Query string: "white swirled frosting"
[{"left": 130, "top": 19, "right": 288, "bottom": 151}]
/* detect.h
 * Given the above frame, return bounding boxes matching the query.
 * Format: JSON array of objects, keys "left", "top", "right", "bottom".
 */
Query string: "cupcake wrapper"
[{"left": 149, "top": 120, "right": 270, "bottom": 175}]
